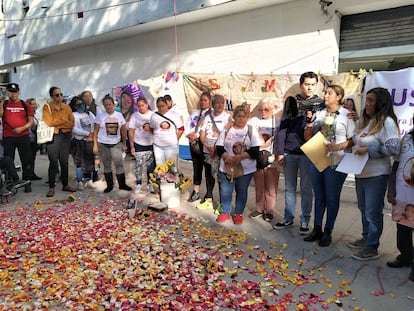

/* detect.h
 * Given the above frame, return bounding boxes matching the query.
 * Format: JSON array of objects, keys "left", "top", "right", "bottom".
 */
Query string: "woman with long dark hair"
[
  {"left": 347, "top": 87, "right": 400, "bottom": 260},
  {"left": 185, "top": 91, "right": 212, "bottom": 202}
]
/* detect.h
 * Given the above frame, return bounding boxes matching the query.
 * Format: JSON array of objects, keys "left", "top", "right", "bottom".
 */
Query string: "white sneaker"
[
  {"left": 85, "top": 180, "right": 96, "bottom": 189},
  {"left": 135, "top": 184, "right": 142, "bottom": 193},
  {"left": 77, "top": 181, "right": 84, "bottom": 191}
]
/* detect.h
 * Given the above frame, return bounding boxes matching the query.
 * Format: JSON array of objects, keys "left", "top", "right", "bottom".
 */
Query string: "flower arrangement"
[
  {"left": 322, "top": 112, "right": 336, "bottom": 141},
  {"left": 322, "top": 112, "right": 340, "bottom": 168},
  {"left": 149, "top": 159, "right": 192, "bottom": 190}
]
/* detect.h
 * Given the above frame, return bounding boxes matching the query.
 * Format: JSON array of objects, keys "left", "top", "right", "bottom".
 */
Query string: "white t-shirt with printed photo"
[
  {"left": 396, "top": 133, "right": 414, "bottom": 204},
  {"left": 199, "top": 111, "right": 231, "bottom": 153},
  {"left": 249, "top": 116, "right": 280, "bottom": 152},
  {"left": 150, "top": 110, "right": 183, "bottom": 147},
  {"left": 184, "top": 108, "right": 211, "bottom": 137},
  {"left": 95, "top": 111, "right": 126, "bottom": 144},
  {"left": 129, "top": 110, "right": 154, "bottom": 146},
  {"left": 72, "top": 111, "right": 95, "bottom": 140},
  {"left": 215, "top": 125, "right": 261, "bottom": 175}
]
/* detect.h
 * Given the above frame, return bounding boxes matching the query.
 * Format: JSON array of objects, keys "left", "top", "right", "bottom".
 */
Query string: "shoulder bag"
[
  {"left": 256, "top": 117, "right": 274, "bottom": 170},
  {"left": 37, "top": 104, "right": 55, "bottom": 144},
  {"left": 189, "top": 110, "right": 205, "bottom": 155}
]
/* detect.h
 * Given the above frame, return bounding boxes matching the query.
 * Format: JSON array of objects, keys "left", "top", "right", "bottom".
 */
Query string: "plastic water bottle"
[{"left": 94, "top": 155, "right": 100, "bottom": 171}]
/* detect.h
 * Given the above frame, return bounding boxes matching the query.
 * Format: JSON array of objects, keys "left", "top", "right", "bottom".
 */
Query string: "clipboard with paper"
[
  {"left": 300, "top": 131, "right": 331, "bottom": 172},
  {"left": 335, "top": 152, "right": 369, "bottom": 174}
]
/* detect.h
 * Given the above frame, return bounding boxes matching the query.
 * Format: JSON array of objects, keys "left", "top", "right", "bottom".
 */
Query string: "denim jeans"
[
  {"left": 98, "top": 142, "right": 124, "bottom": 174},
  {"left": 219, "top": 171, "right": 253, "bottom": 214},
  {"left": 356, "top": 175, "right": 389, "bottom": 251},
  {"left": 283, "top": 153, "right": 313, "bottom": 225},
  {"left": 310, "top": 163, "right": 347, "bottom": 230}
]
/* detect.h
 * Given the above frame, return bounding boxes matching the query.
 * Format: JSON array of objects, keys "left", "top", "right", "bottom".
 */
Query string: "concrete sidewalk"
[{"left": 2, "top": 154, "right": 414, "bottom": 310}]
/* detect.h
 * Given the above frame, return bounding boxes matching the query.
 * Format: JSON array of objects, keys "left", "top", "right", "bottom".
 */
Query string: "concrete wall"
[{"left": 10, "top": 0, "right": 340, "bottom": 100}]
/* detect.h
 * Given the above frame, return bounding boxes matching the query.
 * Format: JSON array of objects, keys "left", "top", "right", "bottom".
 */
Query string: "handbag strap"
[
  {"left": 45, "top": 103, "right": 52, "bottom": 115},
  {"left": 194, "top": 110, "right": 203, "bottom": 132},
  {"left": 270, "top": 116, "right": 275, "bottom": 151},
  {"left": 194, "top": 108, "right": 210, "bottom": 135}
]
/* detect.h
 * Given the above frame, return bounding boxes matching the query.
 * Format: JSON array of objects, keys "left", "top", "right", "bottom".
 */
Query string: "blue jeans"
[
  {"left": 283, "top": 153, "right": 313, "bottom": 225},
  {"left": 356, "top": 175, "right": 389, "bottom": 251},
  {"left": 219, "top": 171, "right": 253, "bottom": 215},
  {"left": 310, "top": 163, "right": 347, "bottom": 230}
]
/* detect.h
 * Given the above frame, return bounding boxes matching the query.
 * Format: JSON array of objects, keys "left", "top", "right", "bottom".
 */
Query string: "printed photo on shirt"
[
  {"left": 232, "top": 142, "right": 245, "bottom": 155},
  {"left": 105, "top": 122, "right": 119, "bottom": 135},
  {"left": 392, "top": 200, "right": 414, "bottom": 228},
  {"left": 143, "top": 122, "right": 151, "bottom": 132},
  {"left": 80, "top": 117, "right": 92, "bottom": 131},
  {"left": 160, "top": 121, "right": 171, "bottom": 130},
  {"left": 403, "top": 157, "right": 414, "bottom": 186}
]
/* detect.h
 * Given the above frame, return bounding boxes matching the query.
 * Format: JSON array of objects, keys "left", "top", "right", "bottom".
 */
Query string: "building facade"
[{"left": 0, "top": 0, "right": 413, "bottom": 99}]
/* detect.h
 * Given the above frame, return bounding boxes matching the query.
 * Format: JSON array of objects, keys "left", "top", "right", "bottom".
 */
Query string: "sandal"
[{"left": 46, "top": 188, "right": 55, "bottom": 197}]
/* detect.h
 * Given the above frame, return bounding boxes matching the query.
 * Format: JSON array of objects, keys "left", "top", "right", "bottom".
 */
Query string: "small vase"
[{"left": 160, "top": 183, "right": 181, "bottom": 208}]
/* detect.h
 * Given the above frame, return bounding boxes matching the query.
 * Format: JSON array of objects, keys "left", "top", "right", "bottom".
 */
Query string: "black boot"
[
  {"left": 104, "top": 172, "right": 114, "bottom": 193},
  {"left": 117, "top": 173, "right": 132, "bottom": 191},
  {"left": 92, "top": 170, "right": 99, "bottom": 182},
  {"left": 319, "top": 228, "right": 332, "bottom": 247},
  {"left": 304, "top": 225, "right": 323, "bottom": 242},
  {"left": 409, "top": 265, "right": 414, "bottom": 282}
]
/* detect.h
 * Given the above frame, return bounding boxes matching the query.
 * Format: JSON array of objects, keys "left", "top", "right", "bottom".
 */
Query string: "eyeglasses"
[
  {"left": 259, "top": 108, "right": 271, "bottom": 112},
  {"left": 53, "top": 93, "right": 63, "bottom": 97}
]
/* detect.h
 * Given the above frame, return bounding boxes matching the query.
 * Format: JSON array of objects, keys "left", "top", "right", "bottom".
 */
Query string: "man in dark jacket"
[{"left": 274, "top": 72, "right": 321, "bottom": 234}]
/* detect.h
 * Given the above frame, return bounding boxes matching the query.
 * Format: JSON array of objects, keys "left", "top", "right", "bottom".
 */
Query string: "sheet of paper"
[
  {"left": 335, "top": 152, "right": 369, "bottom": 174},
  {"left": 300, "top": 131, "right": 330, "bottom": 172}
]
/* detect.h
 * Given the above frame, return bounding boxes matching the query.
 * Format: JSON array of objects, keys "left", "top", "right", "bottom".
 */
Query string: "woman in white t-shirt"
[
  {"left": 386, "top": 120, "right": 414, "bottom": 280},
  {"left": 215, "top": 105, "right": 261, "bottom": 225},
  {"left": 198, "top": 94, "right": 232, "bottom": 210},
  {"left": 128, "top": 96, "right": 154, "bottom": 192},
  {"left": 185, "top": 92, "right": 212, "bottom": 203},
  {"left": 71, "top": 97, "right": 96, "bottom": 190},
  {"left": 248, "top": 97, "right": 281, "bottom": 222},
  {"left": 150, "top": 97, "right": 184, "bottom": 166},
  {"left": 346, "top": 87, "right": 400, "bottom": 261},
  {"left": 304, "top": 85, "right": 356, "bottom": 247},
  {"left": 93, "top": 94, "right": 132, "bottom": 193}
]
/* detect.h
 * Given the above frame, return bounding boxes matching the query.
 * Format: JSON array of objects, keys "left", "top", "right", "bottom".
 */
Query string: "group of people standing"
[
  {"left": 2, "top": 75, "right": 412, "bottom": 280},
  {"left": 185, "top": 71, "right": 413, "bottom": 280}
]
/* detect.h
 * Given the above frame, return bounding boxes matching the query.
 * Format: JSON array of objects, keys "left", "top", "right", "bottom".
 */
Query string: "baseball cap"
[{"left": 6, "top": 83, "right": 20, "bottom": 92}]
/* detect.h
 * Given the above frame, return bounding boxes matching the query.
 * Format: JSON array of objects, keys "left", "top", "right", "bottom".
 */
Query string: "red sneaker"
[
  {"left": 216, "top": 213, "right": 231, "bottom": 223},
  {"left": 233, "top": 214, "right": 244, "bottom": 225}
]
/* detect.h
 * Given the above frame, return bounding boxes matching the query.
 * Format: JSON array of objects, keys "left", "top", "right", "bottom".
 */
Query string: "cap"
[{"left": 6, "top": 83, "right": 20, "bottom": 92}]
